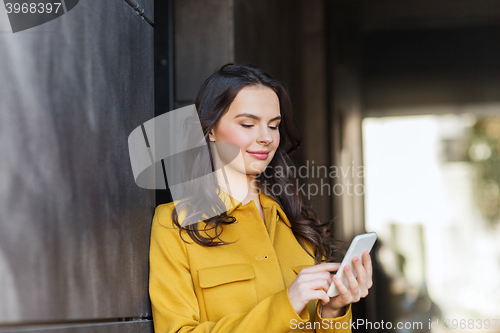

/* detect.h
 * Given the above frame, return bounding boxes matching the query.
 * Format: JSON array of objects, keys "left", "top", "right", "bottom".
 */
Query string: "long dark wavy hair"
[{"left": 171, "top": 63, "right": 342, "bottom": 264}]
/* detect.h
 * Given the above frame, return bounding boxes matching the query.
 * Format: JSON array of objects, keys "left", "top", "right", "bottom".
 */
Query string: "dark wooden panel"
[
  {"left": 0, "top": 0, "right": 154, "bottom": 324},
  {"left": 0, "top": 320, "right": 152, "bottom": 333},
  {"left": 125, "top": 0, "right": 154, "bottom": 24}
]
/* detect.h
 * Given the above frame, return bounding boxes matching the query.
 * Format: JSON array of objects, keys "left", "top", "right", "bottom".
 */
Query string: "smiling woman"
[
  {"left": 210, "top": 87, "right": 281, "bottom": 166},
  {"left": 148, "top": 64, "right": 373, "bottom": 333},
  {"left": 207, "top": 86, "right": 281, "bottom": 221}
]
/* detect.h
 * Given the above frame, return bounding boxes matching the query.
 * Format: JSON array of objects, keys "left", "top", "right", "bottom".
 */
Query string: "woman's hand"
[
  {"left": 321, "top": 251, "right": 373, "bottom": 318},
  {"left": 287, "top": 251, "right": 373, "bottom": 318},
  {"left": 288, "top": 262, "right": 341, "bottom": 316}
]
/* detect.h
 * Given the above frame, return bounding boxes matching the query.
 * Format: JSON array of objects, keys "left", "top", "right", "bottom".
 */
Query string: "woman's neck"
[{"left": 215, "top": 166, "right": 260, "bottom": 205}]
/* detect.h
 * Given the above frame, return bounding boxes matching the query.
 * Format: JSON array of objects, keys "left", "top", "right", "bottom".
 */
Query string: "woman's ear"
[{"left": 208, "top": 129, "right": 215, "bottom": 142}]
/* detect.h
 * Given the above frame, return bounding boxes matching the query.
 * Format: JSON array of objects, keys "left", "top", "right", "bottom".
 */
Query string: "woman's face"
[{"left": 209, "top": 86, "right": 281, "bottom": 175}]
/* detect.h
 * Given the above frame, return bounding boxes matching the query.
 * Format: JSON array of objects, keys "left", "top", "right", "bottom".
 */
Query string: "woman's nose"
[{"left": 257, "top": 126, "right": 274, "bottom": 144}]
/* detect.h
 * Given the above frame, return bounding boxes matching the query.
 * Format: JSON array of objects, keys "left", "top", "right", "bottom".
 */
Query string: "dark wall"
[
  {"left": 173, "top": 0, "right": 234, "bottom": 107},
  {"left": 0, "top": 0, "right": 154, "bottom": 331},
  {"left": 233, "top": 0, "right": 301, "bottom": 93},
  {"left": 362, "top": 24, "right": 500, "bottom": 110}
]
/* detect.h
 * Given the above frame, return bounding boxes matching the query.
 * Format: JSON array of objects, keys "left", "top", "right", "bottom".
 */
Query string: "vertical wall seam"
[{"left": 123, "top": 0, "right": 154, "bottom": 27}]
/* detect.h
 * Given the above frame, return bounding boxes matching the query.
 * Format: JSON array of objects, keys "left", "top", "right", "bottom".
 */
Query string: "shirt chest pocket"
[{"left": 198, "top": 263, "right": 259, "bottom": 322}]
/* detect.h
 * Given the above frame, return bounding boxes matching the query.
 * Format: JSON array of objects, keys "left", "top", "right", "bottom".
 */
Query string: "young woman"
[{"left": 149, "top": 64, "right": 373, "bottom": 333}]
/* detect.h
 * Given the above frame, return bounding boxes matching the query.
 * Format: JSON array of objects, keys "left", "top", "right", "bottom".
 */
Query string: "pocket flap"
[
  {"left": 292, "top": 264, "right": 313, "bottom": 275},
  {"left": 198, "top": 263, "right": 255, "bottom": 288}
]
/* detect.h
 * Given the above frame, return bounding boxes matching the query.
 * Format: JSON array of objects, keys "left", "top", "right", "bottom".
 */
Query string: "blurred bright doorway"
[{"left": 362, "top": 105, "right": 500, "bottom": 332}]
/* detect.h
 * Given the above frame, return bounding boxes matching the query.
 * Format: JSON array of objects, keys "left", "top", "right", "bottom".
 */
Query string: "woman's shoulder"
[
  {"left": 153, "top": 201, "right": 179, "bottom": 229},
  {"left": 153, "top": 200, "right": 203, "bottom": 231}
]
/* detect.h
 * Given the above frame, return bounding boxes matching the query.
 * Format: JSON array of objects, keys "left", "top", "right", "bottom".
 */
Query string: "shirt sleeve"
[
  {"left": 149, "top": 204, "right": 352, "bottom": 333},
  {"left": 313, "top": 302, "right": 352, "bottom": 332},
  {"left": 299, "top": 242, "right": 353, "bottom": 332}
]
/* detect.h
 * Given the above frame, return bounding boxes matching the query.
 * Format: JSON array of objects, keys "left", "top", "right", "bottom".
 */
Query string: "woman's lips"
[{"left": 247, "top": 151, "right": 269, "bottom": 160}]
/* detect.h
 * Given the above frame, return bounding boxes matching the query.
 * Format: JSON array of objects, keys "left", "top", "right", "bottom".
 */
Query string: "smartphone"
[{"left": 327, "top": 232, "right": 377, "bottom": 297}]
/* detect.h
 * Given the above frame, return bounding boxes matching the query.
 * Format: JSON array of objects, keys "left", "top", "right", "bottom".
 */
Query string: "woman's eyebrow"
[{"left": 234, "top": 113, "right": 281, "bottom": 121}]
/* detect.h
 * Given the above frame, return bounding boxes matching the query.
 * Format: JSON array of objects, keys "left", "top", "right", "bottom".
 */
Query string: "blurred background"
[{"left": 1, "top": 0, "right": 500, "bottom": 332}]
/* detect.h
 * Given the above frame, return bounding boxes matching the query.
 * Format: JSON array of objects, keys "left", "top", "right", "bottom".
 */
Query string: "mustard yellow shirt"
[{"left": 149, "top": 189, "right": 352, "bottom": 332}]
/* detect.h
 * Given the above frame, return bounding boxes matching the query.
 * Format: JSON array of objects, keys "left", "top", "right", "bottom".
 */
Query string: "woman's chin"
[{"left": 242, "top": 169, "right": 263, "bottom": 175}]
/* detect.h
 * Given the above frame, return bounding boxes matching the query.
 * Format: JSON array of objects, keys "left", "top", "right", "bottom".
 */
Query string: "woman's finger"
[
  {"left": 298, "top": 271, "right": 333, "bottom": 284},
  {"left": 332, "top": 274, "right": 349, "bottom": 298},
  {"left": 352, "top": 256, "right": 367, "bottom": 281},
  {"left": 352, "top": 256, "right": 369, "bottom": 294},
  {"left": 304, "top": 262, "right": 341, "bottom": 274},
  {"left": 311, "top": 289, "right": 330, "bottom": 305},
  {"left": 362, "top": 251, "right": 373, "bottom": 288},
  {"left": 301, "top": 276, "right": 332, "bottom": 294},
  {"left": 344, "top": 265, "right": 360, "bottom": 300},
  {"left": 352, "top": 256, "right": 370, "bottom": 297}
]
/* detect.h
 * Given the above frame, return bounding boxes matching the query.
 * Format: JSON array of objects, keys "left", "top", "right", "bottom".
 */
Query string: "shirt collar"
[{"left": 218, "top": 188, "right": 291, "bottom": 228}]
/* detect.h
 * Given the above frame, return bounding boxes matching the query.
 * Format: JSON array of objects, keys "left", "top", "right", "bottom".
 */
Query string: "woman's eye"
[{"left": 241, "top": 124, "right": 278, "bottom": 130}]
